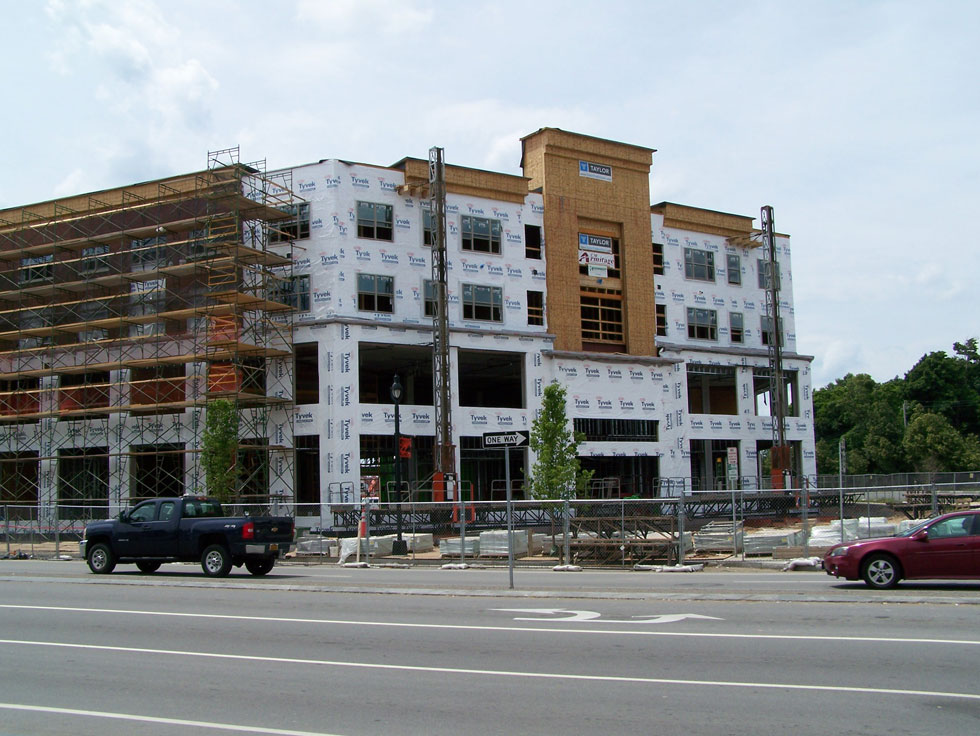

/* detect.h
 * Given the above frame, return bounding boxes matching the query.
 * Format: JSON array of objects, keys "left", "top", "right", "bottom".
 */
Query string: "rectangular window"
[
  {"left": 270, "top": 202, "right": 311, "bottom": 243},
  {"left": 357, "top": 201, "right": 393, "bottom": 241},
  {"left": 82, "top": 245, "right": 111, "bottom": 274},
  {"left": 294, "top": 342, "right": 319, "bottom": 404},
  {"left": 527, "top": 290, "right": 544, "bottom": 326},
  {"left": 687, "top": 307, "right": 718, "bottom": 341},
  {"left": 272, "top": 274, "right": 311, "bottom": 312},
  {"left": 656, "top": 303, "right": 667, "bottom": 337},
  {"left": 461, "top": 216, "right": 502, "bottom": 254},
  {"left": 131, "top": 235, "right": 169, "bottom": 268},
  {"left": 727, "top": 254, "right": 741, "bottom": 285},
  {"left": 59, "top": 372, "right": 110, "bottom": 416},
  {"left": 574, "top": 418, "right": 659, "bottom": 442},
  {"left": 761, "top": 315, "right": 782, "bottom": 346},
  {"left": 758, "top": 259, "right": 781, "bottom": 290},
  {"left": 357, "top": 274, "right": 394, "bottom": 313},
  {"left": 653, "top": 243, "right": 665, "bottom": 276},
  {"left": 578, "top": 236, "right": 621, "bottom": 278},
  {"left": 525, "top": 225, "right": 542, "bottom": 259},
  {"left": 687, "top": 365, "right": 738, "bottom": 415},
  {"left": 462, "top": 283, "right": 503, "bottom": 322},
  {"left": 20, "top": 254, "right": 53, "bottom": 284},
  {"left": 186, "top": 228, "right": 215, "bottom": 261},
  {"left": 730, "top": 312, "right": 744, "bottom": 343},
  {"left": 78, "top": 299, "right": 110, "bottom": 344},
  {"left": 684, "top": 248, "right": 715, "bottom": 282},
  {"left": 130, "top": 365, "right": 185, "bottom": 413},
  {"left": 753, "top": 367, "right": 799, "bottom": 417},
  {"left": 422, "top": 209, "right": 435, "bottom": 246},
  {"left": 580, "top": 288, "right": 624, "bottom": 343},
  {"left": 423, "top": 280, "right": 437, "bottom": 317}
]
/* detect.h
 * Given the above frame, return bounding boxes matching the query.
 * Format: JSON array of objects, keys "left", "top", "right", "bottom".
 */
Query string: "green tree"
[
  {"left": 814, "top": 338, "right": 980, "bottom": 475},
  {"left": 201, "top": 399, "right": 239, "bottom": 502},
  {"left": 902, "top": 409, "right": 980, "bottom": 473},
  {"left": 813, "top": 373, "right": 877, "bottom": 474},
  {"left": 528, "top": 382, "right": 593, "bottom": 563},
  {"left": 528, "top": 382, "right": 593, "bottom": 500},
  {"left": 905, "top": 350, "right": 980, "bottom": 436}
]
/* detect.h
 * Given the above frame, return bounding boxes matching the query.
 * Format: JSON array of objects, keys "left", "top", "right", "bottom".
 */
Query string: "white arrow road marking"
[
  {"left": 492, "top": 608, "right": 723, "bottom": 624},
  {"left": 492, "top": 608, "right": 602, "bottom": 622}
]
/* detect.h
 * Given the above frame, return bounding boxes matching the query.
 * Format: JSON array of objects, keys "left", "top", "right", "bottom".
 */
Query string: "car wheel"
[
  {"left": 245, "top": 557, "right": 275, "bottom": 576},
  {"left": 862, "top": 553, "right": 901, "bottom": 589},
  {"left": 136, "top": 561, "right": 161, "bottom": 574},
  {"left": 201, "top": 544, "right": 232, "bottom": 577},
  {"left": 87, "top": 543, "right": 116, "bottom": 574}
]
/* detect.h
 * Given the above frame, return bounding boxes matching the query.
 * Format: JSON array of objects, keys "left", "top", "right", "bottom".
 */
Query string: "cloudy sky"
[{"left": 3, "top": 0, "right": 977, "bottom": 389}]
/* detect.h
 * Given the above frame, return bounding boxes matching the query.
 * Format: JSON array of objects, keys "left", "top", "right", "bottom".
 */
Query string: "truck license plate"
[{"left": 269, "top": 544, "right": 278, "bottom": 552}]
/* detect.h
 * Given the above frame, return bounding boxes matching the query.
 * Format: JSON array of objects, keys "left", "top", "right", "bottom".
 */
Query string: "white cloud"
[
  {"left": 6, "top": 0, "right": 980, "bottom": 388},
  {"left": 296, "top": 0, "right": 433, "bottom": 34}
]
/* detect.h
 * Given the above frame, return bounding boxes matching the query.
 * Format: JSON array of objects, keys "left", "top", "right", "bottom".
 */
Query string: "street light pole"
[{"left": 391, "top": 374, "right": 408, "bottom": 555}]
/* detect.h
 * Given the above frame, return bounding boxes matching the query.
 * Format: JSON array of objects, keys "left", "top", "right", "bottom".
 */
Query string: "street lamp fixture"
[{"left": 391, "top": 374, "right": 408, "bottom": 555}]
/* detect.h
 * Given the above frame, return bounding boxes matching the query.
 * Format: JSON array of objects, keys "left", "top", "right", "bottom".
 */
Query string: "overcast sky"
[{"left": 3, "top": 0, "right": 977, "bottom": 389}]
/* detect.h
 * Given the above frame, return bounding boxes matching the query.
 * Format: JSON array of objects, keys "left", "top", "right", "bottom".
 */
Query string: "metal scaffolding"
[{"left": 0, "top": 148, "right": 303, "bottom": 519}]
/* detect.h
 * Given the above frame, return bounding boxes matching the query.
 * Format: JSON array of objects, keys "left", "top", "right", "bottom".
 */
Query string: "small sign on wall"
[{"left": 579, "top": 160, "right": 612, "bottom": 181}]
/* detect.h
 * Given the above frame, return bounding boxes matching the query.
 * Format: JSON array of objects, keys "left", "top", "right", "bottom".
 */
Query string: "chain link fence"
[{"left": 4, "top": 478, "right": 977, "bottom": 565}]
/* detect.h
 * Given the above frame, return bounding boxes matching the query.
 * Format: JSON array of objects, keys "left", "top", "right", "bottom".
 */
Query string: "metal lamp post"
[{"left": 390, "top": 374, "right": 408, "bottom": 555}]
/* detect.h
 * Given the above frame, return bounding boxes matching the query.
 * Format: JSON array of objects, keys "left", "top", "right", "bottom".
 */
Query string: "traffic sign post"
[
  {"left": 483, "top": 431, "right": 528, "bottom": 589},
  {"left": 727, "top": 446, "right": 739, "bottom": 557}
]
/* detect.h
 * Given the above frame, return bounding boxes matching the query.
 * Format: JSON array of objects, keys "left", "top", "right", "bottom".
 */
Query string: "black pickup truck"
[{"left": 80, "top": 496, "right": 294, "bottom": 577}]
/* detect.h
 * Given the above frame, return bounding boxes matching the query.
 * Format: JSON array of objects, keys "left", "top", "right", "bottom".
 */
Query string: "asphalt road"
[{"left": 1, "top": 560, "right": 979, "bottom": 735}]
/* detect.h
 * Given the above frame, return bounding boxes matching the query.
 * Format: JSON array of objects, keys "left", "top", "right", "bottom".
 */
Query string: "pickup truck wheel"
[
  {"left": 201, "top": 544, "right": 232, "bottom": 577},
  {"left": 87, "top": 543, "right": 116, "bottom": 574},
  {"left": 136, "top": 561, "right": 161, "bottom": 574},
  {"left": 245, "top": 557, "right": 275, "bottom": 576}
]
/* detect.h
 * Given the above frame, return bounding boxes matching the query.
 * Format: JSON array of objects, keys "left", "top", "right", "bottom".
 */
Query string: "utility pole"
[
  {"left": 429, "top": 147, "right": 456, "bottom": 489},
  {"left": 762, "top": 205, "right": 790, "bottom": 489}
]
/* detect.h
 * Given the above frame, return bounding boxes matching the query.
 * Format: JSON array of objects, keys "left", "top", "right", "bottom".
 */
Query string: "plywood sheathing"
[
  {"left": 650, "top": 201, "right": 756, "bottom": 240},
  {"left": 393, "top": 158, "right": 531, "bottom": 204},
  {"left": 520, "top": 128, "right": 655, "bottom": 355}
]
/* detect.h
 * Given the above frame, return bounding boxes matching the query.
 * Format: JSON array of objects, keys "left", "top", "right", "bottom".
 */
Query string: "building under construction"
[
  {"left": 0, "top": 148, "right": 303, "bottom": 518},
  {"left": 0, "top": 129, "right": 816, "bottom": 526}
]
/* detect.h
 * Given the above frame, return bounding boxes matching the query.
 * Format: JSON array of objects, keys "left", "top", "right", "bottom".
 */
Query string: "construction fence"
[{"left": 4, "top": 477, "right": 977, "bottom": 565}]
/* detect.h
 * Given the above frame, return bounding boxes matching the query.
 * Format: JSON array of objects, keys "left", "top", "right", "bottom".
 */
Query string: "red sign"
[{"left": 399, "top": 436, "right": 412, "bottom": 459}]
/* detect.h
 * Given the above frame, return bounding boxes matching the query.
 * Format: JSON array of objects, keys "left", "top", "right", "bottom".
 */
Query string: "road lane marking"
[
  {"left": 2, "top": 639, "right": 979, "bottom": 703},
  {"left": 0, "top": 703, "right": 345, "bottom": 735},
  {"left": 491, "top": 608, "right": 723, "bottom": 623},
  {"left": 3, "top": 603, "right": 979, "bottom": 645}
]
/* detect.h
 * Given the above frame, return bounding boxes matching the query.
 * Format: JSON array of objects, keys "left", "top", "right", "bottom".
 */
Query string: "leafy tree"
[
  {"left": 813, "top": 373, "right": 877, "bottom": 473},
  {"left": 861, "top": 379, "right": 909, "bottom": 473},
  {"left": 528, "top": 382, "right": 593, "bottom": 563},
  {"left": 814, "top": 338, "right": 980, "bottom": 475},
  {"left": 905, "top": 351, "right": 980, "bottom": 436},
  {"left": 902, "top": 409, "right": 980, "bottom": 473},
  {"left": 528, "top": 382, "right": 593, "bottom": 500},
  {"left": 202, "top": 399, "right": 239, "bottom": 502}
]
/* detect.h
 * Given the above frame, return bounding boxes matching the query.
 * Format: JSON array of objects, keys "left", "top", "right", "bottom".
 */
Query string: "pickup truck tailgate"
[{"left": 249, "top": 517, "right": 294, "bottom": 543}]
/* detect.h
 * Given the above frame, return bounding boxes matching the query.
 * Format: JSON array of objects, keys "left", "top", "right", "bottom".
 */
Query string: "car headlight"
[{"left": 830, "top": 546, "right": 850, "bottom": 557}]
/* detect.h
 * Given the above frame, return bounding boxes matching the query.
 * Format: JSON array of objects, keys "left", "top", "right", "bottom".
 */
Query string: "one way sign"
[{"left": 482, "top": 430, "right": 529, "bottom": 448}]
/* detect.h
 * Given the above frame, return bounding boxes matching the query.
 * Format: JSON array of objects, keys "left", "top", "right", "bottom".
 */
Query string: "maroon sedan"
[{"left": 823, "top": 510, "right": 980, "bottom": 589}]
